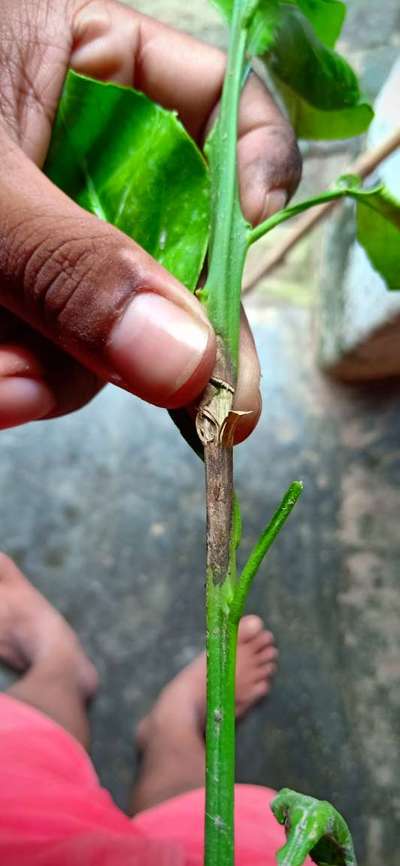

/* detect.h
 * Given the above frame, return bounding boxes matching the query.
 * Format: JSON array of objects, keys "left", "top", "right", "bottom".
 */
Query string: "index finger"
[
  {"left": 72, "top": 0, "right": 225, "bottom": 139},
  {"left": 71, "top": 1, "right": 302, "bottom": 223}
]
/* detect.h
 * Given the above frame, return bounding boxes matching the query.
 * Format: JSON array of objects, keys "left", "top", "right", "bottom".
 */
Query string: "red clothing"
[{"left": 0, "top": 694, "right": 307, "bottom": 865}]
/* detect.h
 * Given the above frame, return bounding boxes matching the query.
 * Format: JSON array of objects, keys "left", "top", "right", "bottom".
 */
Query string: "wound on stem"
[{"left": 197, "top": 338, "right": 235, "bottom": 586}]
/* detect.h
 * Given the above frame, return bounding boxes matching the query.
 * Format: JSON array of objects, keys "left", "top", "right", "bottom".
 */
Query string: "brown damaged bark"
[{"left": 196, "top": 337, "right": 235, "bottom": 586}]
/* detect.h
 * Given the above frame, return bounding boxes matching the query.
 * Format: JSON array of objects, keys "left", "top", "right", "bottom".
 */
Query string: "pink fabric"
[
  {"left": 135, "top": 786, "right": 289, "bottom": 866},
  {"left": 0, "top": 694, "right": 301, "bottom": 865},
  {"left": 0, "top": 695, "right": 182, "bottom": 866}
]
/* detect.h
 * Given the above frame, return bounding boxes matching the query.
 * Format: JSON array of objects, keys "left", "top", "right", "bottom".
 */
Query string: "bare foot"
[
  {"left": 132, "top": 616, "right": 278, "bottom": 812},
  {"left": 0, "top": 553, "right": 97, "bottom": 698},
  {"left": 137, "top": 615, "right": 278, "bottom": 751}
]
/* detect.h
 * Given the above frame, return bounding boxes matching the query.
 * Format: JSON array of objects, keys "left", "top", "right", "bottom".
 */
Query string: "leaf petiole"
[{"left": 247, "top": 187, "right": 349, "bottom": 245}]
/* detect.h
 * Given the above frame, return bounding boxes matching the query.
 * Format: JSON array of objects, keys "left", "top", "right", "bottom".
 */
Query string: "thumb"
[{"left": 0, "top": 137, "right": 215, "bottom": 409}]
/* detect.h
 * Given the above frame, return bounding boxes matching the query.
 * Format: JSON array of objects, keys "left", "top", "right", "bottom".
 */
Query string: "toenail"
[{"left": 242, "top": 615, "right": 263, "bottom": 635}]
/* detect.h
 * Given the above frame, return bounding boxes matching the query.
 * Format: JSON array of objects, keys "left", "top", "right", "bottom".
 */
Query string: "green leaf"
[
  {"left": 291, "top": 0, "right": 345, "bottom": 46},
  {"left": 275, "top": 80, "right": 373, "bottom": 139},
  {"left": 271, "top": 789, "right": 358, "bottom": 866},
  {"left": 357, "top": 205, "right": 400, "bottom": 291},
  {"left": 209, "top": 0, "right": 232, "bottom": 17},
  {"left": 335, "top": 175, "right": 400, "bottom": 291},
  {"left": 210, "top": 0, "right": 281, "bottom": 55},
  {"left": 44, "top": 70, "right": 210, "bottom": 292},
  {"left": 265, "top": 5, "right": 373, "bottom": 140},
  {"left": 269, "top": 7, "right": 364, "bottom": 110},
  {"left": 244, "top": 0, "right": 281, "bottom": 55}
]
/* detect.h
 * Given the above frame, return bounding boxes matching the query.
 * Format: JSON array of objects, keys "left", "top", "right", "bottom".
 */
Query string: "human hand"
[{"left": 0, "top": 0, "right": 301, "bottom": 439}]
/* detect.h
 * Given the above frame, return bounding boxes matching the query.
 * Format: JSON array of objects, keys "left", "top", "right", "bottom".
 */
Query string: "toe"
[
  {"left": 0, "top": 552, "right": 24, "bottom": 584},
  {"left": 80, "top": 657, "right": 99, "bottom": 699},
  {"left": 238, "top": 615, "right": 264, "bottom": 642},
  {"left": 136, "top": 716, "right": 151, "bottom": 752},
  {"left": 256, "top": 646, "right": 279, "bottom": 665},
  {"left": 250, "top": 630, "right": 275, "bottom": 654},
  {"left": 252, "top": 681, "right": 269, "bottom": 700},
  {"left": 256, "top": 661, "right": 278, "bottom": 680}
]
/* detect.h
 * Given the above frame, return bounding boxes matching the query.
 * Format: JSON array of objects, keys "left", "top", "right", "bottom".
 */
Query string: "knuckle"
[{"left": 2, "top": 213, "right": 145, "bottom": 349}]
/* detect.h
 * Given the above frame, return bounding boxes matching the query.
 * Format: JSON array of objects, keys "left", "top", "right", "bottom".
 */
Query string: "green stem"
[
  {"left": 247, "top": 188, "right": 348, "bottom": 246},
  {"left": 202, "top": 5, "right": 301, "bottom": 866},
  {"left": 205, "top": 577, "right": 238, "bottom": 866},
  {"left": 202, "top": 5, "right": 250, "bottom": 865},
  {"left": 232, "top": 482, "right": 303, "bottom": 621},
  {"left": 202, "top": 0, "right": 249, "bottom": 370}
]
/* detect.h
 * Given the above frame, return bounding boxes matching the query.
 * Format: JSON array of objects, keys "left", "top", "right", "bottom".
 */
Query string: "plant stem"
[
  {"left": 201, "top": 340, "right": 236, "bottom": 865},
  {"left": 205, "top": 578, "right": 237, "bottom": 866},
  {"left": 200, "top": 3, "right": 249, "bottom": 862},
  {"left": 202, "top": 0, "right": 249, "bottom": 370},
  {"left": 199, "top": 4, "right": 303, "bottom": 864},
  {"left": 247, "top": 188, "right": 348, "bottom": 245},
  {"left": 232, "top": 482, "right": 303, "bottom": 622},
  {"left": 202, "top": 347, "right": 235, "bottom": 584}
]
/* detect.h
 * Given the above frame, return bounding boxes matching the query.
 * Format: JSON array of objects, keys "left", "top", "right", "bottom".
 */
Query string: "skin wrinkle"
[
  {"left": 46, "top": 250, "right": 133, "bottom": 344},
  {"left": 0, "top": 2, "right": 70, "bottom": 158},
  {"left": 25, "top": 240, "right": 96, "bottom": 319},
  {"left": 9, "top": 218, "right": 148, "bottom": 350},
  {"left": 49, "top": 246, "right": 150, "bottom": 350},
  {"left": 2, "top": 195, "right": 112, "bottom": 348}
]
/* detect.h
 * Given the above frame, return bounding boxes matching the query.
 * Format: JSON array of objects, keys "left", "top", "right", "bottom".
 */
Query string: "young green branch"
[
  {"left": 232, "top": 481, "right": 303, "bottom": 622},
  {"left": 198, "top": 4, "right": 304, "bottom": 865}
]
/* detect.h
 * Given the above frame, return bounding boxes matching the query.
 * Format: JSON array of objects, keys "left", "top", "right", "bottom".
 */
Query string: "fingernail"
[
  {"left": 263, "top": 189, "right": 288, "bottom": 220},
  {"left": 108, "top": 293, "right": 212, "bottom": 405},
  {"left": 0, "top": 378, "right": 56, "bottom": 428}
]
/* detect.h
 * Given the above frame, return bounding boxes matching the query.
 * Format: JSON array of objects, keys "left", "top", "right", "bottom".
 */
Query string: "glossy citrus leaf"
[
  {"left": 334, "top": 175, "right": 400, "bottom": 291},
  {"left": 292, "top": 0, "right": 345, "bottom": 46},
  {"left": 269, "top": 7, "right": 366, "bottom": 111},
  {"left": 210, "top": 0, "right": 281, "bottom": 54},
  {"left": 271, "top": 789, "right": 358, "bottom": 866},
  {"left": 44, "top": 70, "right": 210, "bottom": 292},
  {"left": 275, "top": 79, "right": 373, "bottom": 140},
  {"left": 265, "top": 6, "right": 373, "bottom": 140},
  {"left": 357, "top": 206, "right": 400, "bottom": 291},
  {"left": 244, "top": 0, "right": 281, "bottom": 54}
]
